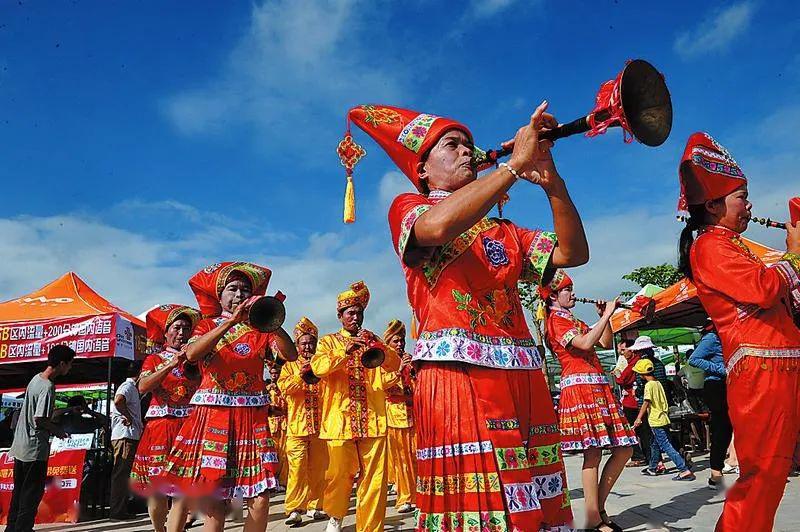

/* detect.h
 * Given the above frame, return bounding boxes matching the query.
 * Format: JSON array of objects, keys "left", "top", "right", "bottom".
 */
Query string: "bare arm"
[
  {"left": 114, "top": 394, "right": 133, "bottom": 425},
  {"left": 633, "top": 399, "right": 650, "bottom": 427},
  {"left": 412, "top": 167, "right": 517, "bottom": 246},
  {"left": 569, "top": 300, "right": 617, "bottom": 351},
  {"left": 546, "top": 179, "right": 589, "bottom": 268},
  {"left": 412, "top": 102, "right": 587, "bottom": 269}
]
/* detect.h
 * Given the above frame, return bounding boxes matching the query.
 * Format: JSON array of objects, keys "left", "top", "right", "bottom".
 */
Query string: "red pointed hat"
[
  {"left": 337, "top": 105, "right": 473, "bottom": 223},
  {"left": 146, "top": 304, "right": 201, "bottom": 351},
  {"left": 538, "top": 269, "right": 573, "bottom": 300},
  {"left": 678, "top": 132, "right": 747, "bottom": 211},
  {"left": 188, "top": 262, "right": 272, "bottom": 317}
]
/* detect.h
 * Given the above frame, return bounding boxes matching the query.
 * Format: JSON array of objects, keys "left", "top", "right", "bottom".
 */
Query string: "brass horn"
[
  {"left": 360, "top": 339, "right": 386, "bottom": 369},
  {"left": 476, "top": 59, "right": 672, "bottom": 169},
  {"left": 245, "top": 294, "right": 286, "bottom": 333},
  {"left": 576, "top": 296, "right": 656, "bottom": 323}
]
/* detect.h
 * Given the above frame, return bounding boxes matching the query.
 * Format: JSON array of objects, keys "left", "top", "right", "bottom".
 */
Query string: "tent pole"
[{"left": 104, "top": 356, "right": 112, "bottom": 517}]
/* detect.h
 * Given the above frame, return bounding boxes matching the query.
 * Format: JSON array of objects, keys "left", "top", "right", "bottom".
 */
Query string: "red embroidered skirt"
[
  {"left": 131, "top": 416, "right": 184, "bottom": 496},
  {"left": 157, "top": 405, "right": 279, "bottom": 499},
  {"left": 414, "top": 362, "right": 573, "bottom": 532},
  {"left": 557, "top": 373, "right": 638, "bottom": 451}
]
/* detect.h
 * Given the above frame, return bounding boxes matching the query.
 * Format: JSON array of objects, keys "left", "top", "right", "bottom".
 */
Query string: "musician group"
[{"left": 123, "top": 95, "right": 799, "bottom": 532}]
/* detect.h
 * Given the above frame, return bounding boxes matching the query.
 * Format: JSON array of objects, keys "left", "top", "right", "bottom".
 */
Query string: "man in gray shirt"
[{"left": 4, "top": 345, "right": 75, "bottom": 532}]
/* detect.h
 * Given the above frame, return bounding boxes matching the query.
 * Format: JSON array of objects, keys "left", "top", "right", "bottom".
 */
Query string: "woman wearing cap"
[
  {"left": 541, "top": 270, "right": 637, "bottom": 532},
  {"left": 677, "top": 132, "right": 800, "bottom": 531},
  {"left": 688, "top": 324, "right": 731, "bottom": 489},
  {"left": 159, "top": 262, "right": 297, "bottom": 532},
  {"left": 345, "top": 101, "right": 587, "bottom": 530},
  {"left": 132, "top": 304, "right": 201, "bottom": 532}
]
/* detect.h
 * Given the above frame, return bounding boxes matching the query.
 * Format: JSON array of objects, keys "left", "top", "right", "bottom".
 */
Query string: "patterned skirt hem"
[{"left": 560, "top": 435, "right": 638, "bottom": 451}]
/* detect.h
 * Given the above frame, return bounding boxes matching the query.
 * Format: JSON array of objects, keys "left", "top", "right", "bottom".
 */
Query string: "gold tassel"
[
  {"left": 410, "top": 313, "right": 419, "bottom": 340},
  {"left": 536, "top": 300, "right": 546, "bottom": 321},
  {"left": 344, "top": 175, "right": 356, "bottom": 224}
]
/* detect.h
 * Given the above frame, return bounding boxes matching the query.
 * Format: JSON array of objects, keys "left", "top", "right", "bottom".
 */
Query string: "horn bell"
[{"left": 621, "top": 59, "right": 673, "bottom": 147}]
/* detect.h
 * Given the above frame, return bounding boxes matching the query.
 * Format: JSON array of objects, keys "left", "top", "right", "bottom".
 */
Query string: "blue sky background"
[{"left": 1, "top": 0, "right": 798, "bottom": 333}]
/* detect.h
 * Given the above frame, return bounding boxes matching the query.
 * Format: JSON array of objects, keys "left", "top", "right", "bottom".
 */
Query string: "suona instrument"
[
  {"left": 475, "top": 59, "right": 672, "bottom": 170},
  {"left": 245, "top": 293, "right": 287, "bottom": 333}
]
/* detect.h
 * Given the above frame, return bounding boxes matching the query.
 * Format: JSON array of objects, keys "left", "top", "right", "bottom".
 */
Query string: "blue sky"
[{"left": 1, "top": 0, "right": 798, "bottom": 332}]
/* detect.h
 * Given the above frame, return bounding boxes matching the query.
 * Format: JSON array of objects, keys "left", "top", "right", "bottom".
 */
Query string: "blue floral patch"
[
  {"left": 233, "top": 343, "right": 251, "bottom": 356},
  {"left": 482, "top": 237, "right": 509, "bottom": 267}
]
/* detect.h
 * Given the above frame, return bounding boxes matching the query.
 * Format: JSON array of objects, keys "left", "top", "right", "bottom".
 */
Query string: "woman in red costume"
[
  {"left": 540, "top": 271, "right": 636, "bottom": 532},
  {"left": 677, "top": 132, "right": 800, "bottom": 531},
  {"left": 344, "top": 101, "right": 587, "bottom": 531},
  {"left": 159, "top": 262, "right": 298, "bottom": 532},
  {"left": 132, "top": 304, "right": 201, "bottom": 532}
]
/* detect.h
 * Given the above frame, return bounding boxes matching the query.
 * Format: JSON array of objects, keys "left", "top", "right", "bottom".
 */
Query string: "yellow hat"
[
  {"left": 632, "top": 359, "right": 654, "bottom": 375},
  {"left": 383, "top": 319, "right": 406, "bottom": 343},
  {"left": 337, "top": 281, "right": 370, "bottom": 311},
  {"left": 293, "top": 316, "right": 318, "bottom": 340}
]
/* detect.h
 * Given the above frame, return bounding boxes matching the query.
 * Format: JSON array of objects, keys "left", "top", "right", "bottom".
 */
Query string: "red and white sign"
[
  {"left": 0, "top": 314, "right": 134, "bottom": 363},
  {"left": 0, "top": 437, "right": 90, "bottom": 524}
]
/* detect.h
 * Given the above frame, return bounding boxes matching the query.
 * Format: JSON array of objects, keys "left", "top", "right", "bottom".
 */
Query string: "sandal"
[{"left": 600, "top": 510, "right": 624, "bottom": 532}]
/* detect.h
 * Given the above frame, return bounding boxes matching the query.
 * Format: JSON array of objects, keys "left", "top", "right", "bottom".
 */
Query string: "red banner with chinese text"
[
  {"left": 0, "top": 314, "right": 119, "bottom": 363},
  {"left": 0, "top": 447, "right": 87, "bottom": 524}
]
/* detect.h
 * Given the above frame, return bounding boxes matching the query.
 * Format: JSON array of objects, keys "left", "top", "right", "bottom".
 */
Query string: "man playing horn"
[
  {"left": 310, "top": 281, "right": 401, "bottom": 532},
  {"left": 342, "top": 102, "right": 588, "bottom": 530},
  {"left": 277, "top": 317, "right": 329, "bottom": 525},
  {"left": 381, "top": 319, "right": 417, "bottom": 515}
]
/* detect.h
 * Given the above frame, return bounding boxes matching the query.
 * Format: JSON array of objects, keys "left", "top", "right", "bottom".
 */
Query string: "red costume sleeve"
[
  {"left": 693, "top": 236, "right": 795, "bottom": 309},
  {"left": 388, "top": 193, "right": 432, "bottom": 266},
  {"left": 549, "top": 312, "right": 580, "bottom": 348},
  {"left": 188, "top": 318, "right": 214, "bottom": 344},
  {"left": 139, "top": 354, "right": 160, "bottom": 379},
  {"left": 514, "top": 226, "right": 558, "bottom": 286}
]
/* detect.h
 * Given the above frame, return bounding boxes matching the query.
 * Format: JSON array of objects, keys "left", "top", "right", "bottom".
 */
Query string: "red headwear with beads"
[
  {"left": 188, "top": 262, "right": 272, "bottom": 317},
  {"left": 337, "top": 105, "right": 474, "bottom": 223},
  {"left": 145, "top": 304, "right": 201, "bottom": 353},
  {"left": 678, "top": 132, "right": 747, "bottom": 212},
  {"left": 538, "top": 270, "right": 573, "bottom": 301}
]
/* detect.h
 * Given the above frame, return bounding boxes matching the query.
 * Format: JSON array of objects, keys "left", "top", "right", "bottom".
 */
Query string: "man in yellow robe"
[
  {"left": 310, "top": 281, "right": 401, "bottom": 532},
  {"left": 381, "top": 319, "right": 417, "bottom": 514},
  {"left": 278, "top": 317, "right": 329, "bottom": 525},
  {"left": 266, "top": 365, "right": 288, "bottom": 487}
]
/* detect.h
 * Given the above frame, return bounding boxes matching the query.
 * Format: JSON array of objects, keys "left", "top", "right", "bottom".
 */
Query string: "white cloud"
[
  {"left": 378, "top": 170, "right": 414, "bottom": 212},
  {"left": 471, "top": 0, "right": 517, "bottom": 17},
  {"left": 0, "top": 205, "right": 411, "bottom": 341},
  {"left": 163, "top": 0, "right": 403, "bottom": 151},
  {"left": 674, "top": 2, "right": 755, "bottom": 58}
]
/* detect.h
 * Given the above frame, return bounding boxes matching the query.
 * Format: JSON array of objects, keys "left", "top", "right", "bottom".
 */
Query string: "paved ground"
[{"left": 38, "top": 452, "right": 800, "bottom": 531}]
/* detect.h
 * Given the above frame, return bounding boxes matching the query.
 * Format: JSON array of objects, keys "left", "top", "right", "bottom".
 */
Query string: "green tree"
[{"left": 622, "top": 263, "right": 683, "bottom": 291}]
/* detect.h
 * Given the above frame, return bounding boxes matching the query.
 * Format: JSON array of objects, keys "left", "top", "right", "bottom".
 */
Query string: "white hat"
[{"left": 630, "top": 335, "right": 656, "bottom": 351}]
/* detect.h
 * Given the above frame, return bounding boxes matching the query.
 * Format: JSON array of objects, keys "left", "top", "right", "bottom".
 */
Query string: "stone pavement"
[{"left": 38, "top": 452, "right": 800, "bottom": 531}]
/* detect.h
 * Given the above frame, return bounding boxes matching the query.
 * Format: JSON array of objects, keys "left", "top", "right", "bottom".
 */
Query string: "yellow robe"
[
  {"left": 277, "top": 356, "right": 328, "bottom": 513},
  {"left": 382, "top": 364, "right": 417, "bottom": 508},
  {"left": 267, "top": 384, "right": 288, "bottom": 487},
  {"left": 310, "top": 329, "right": 400, "bottom": 532}
]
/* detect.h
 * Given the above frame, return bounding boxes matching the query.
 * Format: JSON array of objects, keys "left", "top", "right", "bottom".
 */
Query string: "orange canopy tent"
[
  {"left": 611, "top": 237, "right": 785, "bottom": 333},
  {"left": 0, "top": 272, "right": 145, "bottom": 364}
]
